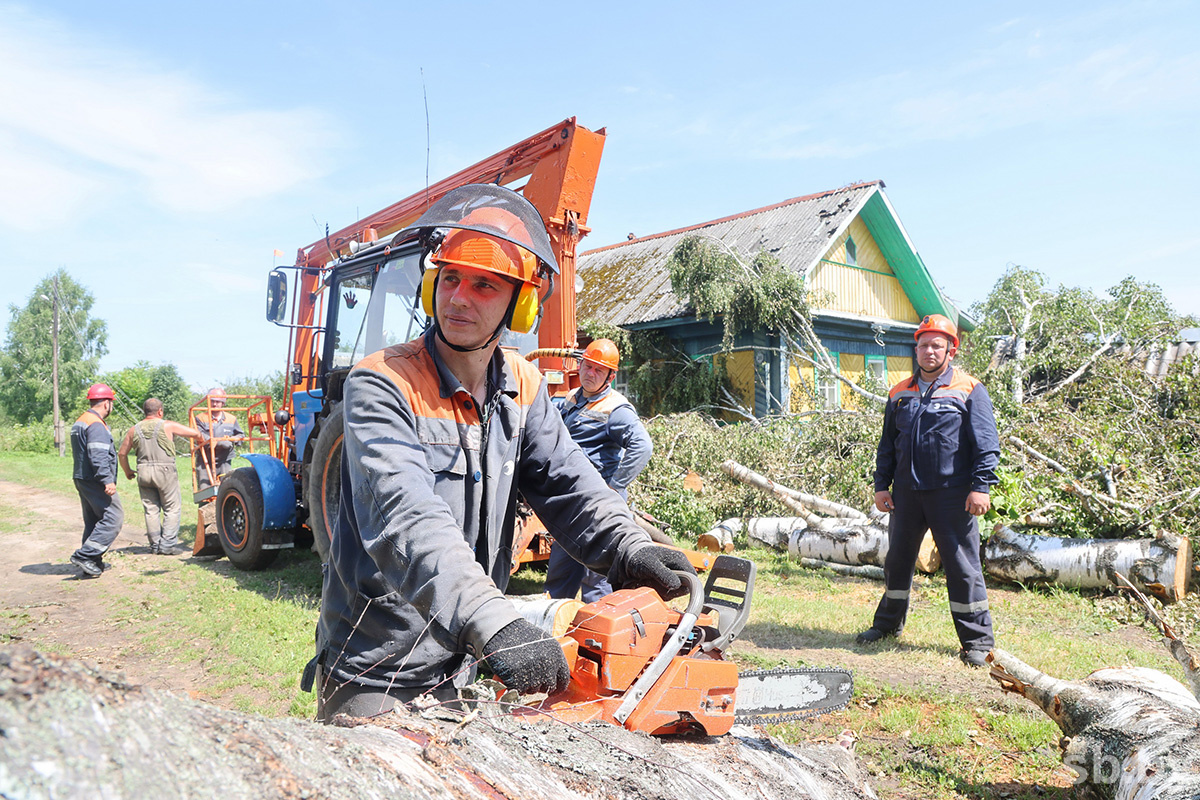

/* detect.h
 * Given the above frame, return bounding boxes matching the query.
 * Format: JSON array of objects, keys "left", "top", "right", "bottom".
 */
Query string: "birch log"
[
  {"left": 988, "top": 648, "right": 1200, "bottom": 800},
  {"left": 718, "top": 517, "right": 940, "bottom": 574},
  {"left": 0, "top": 646, "right": 877, "bottom": 800},
  {"left": 983, "top": 525, "right": 1191, "bottom": 602}
]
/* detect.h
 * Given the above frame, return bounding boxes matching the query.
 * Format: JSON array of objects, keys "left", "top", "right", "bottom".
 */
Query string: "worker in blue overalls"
[
  {"left": 857, "top": 314, "right": 1001, "bottom": 668},
  {"left": 545, "top": 339, "right": 654, "bottom": 603}
]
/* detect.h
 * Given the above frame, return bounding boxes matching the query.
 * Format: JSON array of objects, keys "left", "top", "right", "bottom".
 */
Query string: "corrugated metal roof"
[{"left": 577, "top": 181, "right": 882, "bottom": 327}]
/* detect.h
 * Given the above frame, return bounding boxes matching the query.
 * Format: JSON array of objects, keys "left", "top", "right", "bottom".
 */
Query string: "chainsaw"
[{"left": 514, "top": 555, "right": 853, "bottom": 736}]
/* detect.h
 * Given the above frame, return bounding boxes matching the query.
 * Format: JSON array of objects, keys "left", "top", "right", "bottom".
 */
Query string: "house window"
[
  {"left": 815, "top": 351, "right": 841, "bottom": 410},
  {"left": 865, "top": 355, "right": 887, "bottom": 390},
  {"left": 845, "top": 236, "right": 857, "bottom": 266}
]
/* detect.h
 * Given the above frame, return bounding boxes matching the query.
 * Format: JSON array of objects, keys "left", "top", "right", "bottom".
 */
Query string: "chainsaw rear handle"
[{"left": 613, "top": 569, "right": 704, "bottom": 726}]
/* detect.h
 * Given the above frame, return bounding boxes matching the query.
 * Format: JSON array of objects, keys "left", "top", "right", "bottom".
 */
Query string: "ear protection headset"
[{"left": 421, "top": 230, "right": 543, "bottom": 334}]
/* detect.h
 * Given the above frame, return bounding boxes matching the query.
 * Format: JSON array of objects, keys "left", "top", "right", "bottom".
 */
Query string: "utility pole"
[{"left": 50, "top": 275, "right": 63, "bottom": 457}]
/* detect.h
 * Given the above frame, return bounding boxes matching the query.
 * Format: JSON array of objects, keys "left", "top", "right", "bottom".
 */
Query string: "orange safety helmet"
[
  {"left": 86, "top": 383, "right": 114, "bottom": 401},
  {"left": 581, "top": 339, "right": 620, "bottom": 371},
  {"left": 423, "top": 207, "right": 541, "bottom": 334},
  {"left": 914, "top": 314, "right": 959, "bottom": 348},
  {"left": 206, "top": 387, "right": 228, "bottom": 401}
]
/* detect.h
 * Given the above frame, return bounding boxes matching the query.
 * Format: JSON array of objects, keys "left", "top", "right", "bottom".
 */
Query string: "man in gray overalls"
[{"left": 118, "top": 398, "right": 202, "bottom": 555}]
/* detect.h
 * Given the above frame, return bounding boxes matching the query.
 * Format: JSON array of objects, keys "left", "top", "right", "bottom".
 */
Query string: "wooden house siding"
[
  {"left": 723, "top": 349, "right": 757, "bottom": 412},
  {"left": 809, "top": 219, "right": 921, "bottom": 323}
]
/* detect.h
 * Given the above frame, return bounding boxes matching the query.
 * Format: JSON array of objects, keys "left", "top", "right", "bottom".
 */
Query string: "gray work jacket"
[{"left": 318, "top": 330, "right": 653, "bottom": 692}]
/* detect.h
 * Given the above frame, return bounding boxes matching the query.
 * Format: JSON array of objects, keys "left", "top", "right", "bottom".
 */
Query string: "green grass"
[
  {"left": 0, "top": 451, "right": 203, "bottom": 540},
  {"left": 0, "top": 449, "right": 1192, "bottom": 799}
]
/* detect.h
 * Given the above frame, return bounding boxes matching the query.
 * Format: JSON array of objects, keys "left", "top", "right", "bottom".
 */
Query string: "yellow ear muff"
[
  {"left": 420, "top": 268, "right": 438, "bottom": 317},
  {"left": 508, "top": 283, "right": 539, "bottom": 334}
]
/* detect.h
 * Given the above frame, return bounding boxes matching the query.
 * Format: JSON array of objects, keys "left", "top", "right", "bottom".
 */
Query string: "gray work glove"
[
  {"left": 622, "top": 545, "right": 696, "bottom": 600},
  {"left": 481, "top": 619, "right": 570, "bottom": 695}
]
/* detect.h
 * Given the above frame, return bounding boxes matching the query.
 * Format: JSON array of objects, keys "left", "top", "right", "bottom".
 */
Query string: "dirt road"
[{"left": 0, "top": 478, "right": 210, "bottom": 698}]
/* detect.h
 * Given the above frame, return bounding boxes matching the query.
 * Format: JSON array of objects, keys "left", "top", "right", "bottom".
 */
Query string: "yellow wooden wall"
[
  {"left": 809, "top": 218, "right": 920, "bottom": 324},
  {"left": 722, "top": 349, "right": 757, "bottom": 411},
  {"left": 787, "top": 351, "right": 913, "bottom": 412}
]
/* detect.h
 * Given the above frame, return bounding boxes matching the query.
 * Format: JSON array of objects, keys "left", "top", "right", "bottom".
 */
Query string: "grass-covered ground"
[{"left": 1, "top": 449, "right": 1195, "bottom": 799}]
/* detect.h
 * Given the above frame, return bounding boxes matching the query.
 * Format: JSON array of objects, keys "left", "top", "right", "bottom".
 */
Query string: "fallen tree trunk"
[
  {"left": 0, "top": 646, "right": 876, "bottom": 800},
  {"left": 988, "top": 648, "right": 1200, "bottom": 799},
  {"left": 983, "top": 525, "right": 1191, "bottom": 602},
  {"left": 722, "top": 517, "right": 940, "bottom": 574},
  {"left": 799, "top": 557, "right": 885, "bottom": 581}
]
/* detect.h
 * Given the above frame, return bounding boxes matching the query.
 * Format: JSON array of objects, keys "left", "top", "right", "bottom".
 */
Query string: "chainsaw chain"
[{"left": 734, "top": 666, "right": 855, "bottom": 725}]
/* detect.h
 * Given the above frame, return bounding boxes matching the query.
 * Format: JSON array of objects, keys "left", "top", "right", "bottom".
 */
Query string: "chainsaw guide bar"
[{"left": 734, "top": 667, "right": 854, "bottom": 724}]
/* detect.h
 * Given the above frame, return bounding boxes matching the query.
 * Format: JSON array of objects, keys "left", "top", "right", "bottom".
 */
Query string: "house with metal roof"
[{"left": 576, "top": 180, "right": 972, "bottom": 416}]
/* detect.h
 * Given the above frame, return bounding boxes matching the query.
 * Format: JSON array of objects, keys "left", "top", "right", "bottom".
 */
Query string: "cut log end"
[{"left": 1174, "top": 535, "right": 1191, "bottom": 601}]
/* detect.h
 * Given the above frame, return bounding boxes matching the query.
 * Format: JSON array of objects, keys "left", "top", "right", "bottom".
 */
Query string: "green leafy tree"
[
  {"left": 219, "top": 372, "right": 286, "bottom": 409},
  {"left": 100, "top": 361, "right": 195, "bottom": 426},
  {"left": 964, "top": 267, "right": 1186, "bottom": 404},
  {"left": 667, "top": 236, "right": 809, "bottom": 350},
  {"left": 0, "top": 270, "right": 107, "bottom": 424}
]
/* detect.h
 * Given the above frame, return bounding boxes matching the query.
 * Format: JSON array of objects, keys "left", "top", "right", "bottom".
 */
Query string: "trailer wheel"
[
  {"left": 216, "top": 468, "right": 278, "bottom": 571},
  {"left": 306, "top": 403, "right": 344, "bottom": 563}
]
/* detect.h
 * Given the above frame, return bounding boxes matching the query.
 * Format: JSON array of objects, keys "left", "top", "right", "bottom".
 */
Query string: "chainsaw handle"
[
  {"left": 675, "top": 569, "right": 705, "bottom": 618},
  {"left": 613, "top": 570, "right": 705, "bottom": 728}
]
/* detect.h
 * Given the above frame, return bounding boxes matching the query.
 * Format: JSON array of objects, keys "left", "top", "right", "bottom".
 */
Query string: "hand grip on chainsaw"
[{"left": 613, "top": 569, "right": 705, "bottom": 726}]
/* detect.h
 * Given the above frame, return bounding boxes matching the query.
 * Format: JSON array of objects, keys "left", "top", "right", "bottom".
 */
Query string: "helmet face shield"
[{"left": 403, "top": 184, "right": 558, "bottom": 277}]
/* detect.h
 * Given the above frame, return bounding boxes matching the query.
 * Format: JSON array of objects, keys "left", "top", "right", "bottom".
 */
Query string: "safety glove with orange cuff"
[
  {"left": 621, "top": 546, "right": 697, "bottom": 600},
  {"left": 481, "top": 618, "right": 571, "bottom": 695}
]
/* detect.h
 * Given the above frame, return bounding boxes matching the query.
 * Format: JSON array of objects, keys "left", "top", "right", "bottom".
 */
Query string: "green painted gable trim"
[{"left": 857, "top": 192, "right": 975, "bottom": 332}]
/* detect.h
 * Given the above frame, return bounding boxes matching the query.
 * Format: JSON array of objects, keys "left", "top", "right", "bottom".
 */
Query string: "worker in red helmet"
[
  {"left": 857, "top": 314, "right": 1001, "bottom": 667},
  {"left": 68, "top": 383, "right": 125, "bottom": 578},
  {"left": 545, "top": 339, "right": 654, "bottom": 602},
  {"left": 311, "top": 185, "right": 694, "bottom": 721}
]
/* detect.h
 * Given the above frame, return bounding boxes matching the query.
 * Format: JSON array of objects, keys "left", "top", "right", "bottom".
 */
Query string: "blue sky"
[{"left": 2, "top": 1, "right": 1197, "bottom": 388}]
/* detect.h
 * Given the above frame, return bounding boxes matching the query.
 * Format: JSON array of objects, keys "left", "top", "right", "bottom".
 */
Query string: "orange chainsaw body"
[{"left": 520, "top": 586, "right": 740, "bottom": 736}]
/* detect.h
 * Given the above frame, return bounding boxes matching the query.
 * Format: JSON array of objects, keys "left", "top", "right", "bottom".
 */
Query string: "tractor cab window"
[{"left": 336, "top": 250, "right": 427, "bottom": 368}]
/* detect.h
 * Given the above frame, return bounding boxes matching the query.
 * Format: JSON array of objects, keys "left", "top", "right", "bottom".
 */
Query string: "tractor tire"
[
  {"left": 306, "top": 403, "right": 344, "bottom": 563},
  {"left": 216, "top": 468, "right": 278, "bottom": 571}
]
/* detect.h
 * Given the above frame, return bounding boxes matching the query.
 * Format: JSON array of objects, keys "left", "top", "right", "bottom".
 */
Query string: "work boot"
[
  {"left": 70, "top": 553, "right": 102, "bottom": 578},
  {"left": 156, "top": 543, "right": 189, "bottom": 556},
  {"left": 855, "top": 627, "right": 897, "bottom": 645},
  {"left": 959, "top": 648, "right": 990, "bottom": 668}
]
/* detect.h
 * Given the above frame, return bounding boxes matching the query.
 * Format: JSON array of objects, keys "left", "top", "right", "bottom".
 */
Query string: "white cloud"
[
  {"left": 738, "top": 10, "right": 1200, "bottom": 161},
  {"left": 0, "top": 6, "right": 338, "bottom": 230}
]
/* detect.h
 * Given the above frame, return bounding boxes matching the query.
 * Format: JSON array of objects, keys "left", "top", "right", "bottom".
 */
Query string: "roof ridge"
[{"left": 582, "top": 180, "right": 883, "bottom": 255}]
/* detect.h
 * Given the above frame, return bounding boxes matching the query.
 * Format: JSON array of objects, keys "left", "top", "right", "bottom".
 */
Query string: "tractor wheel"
[
  {"left": 306, "top": 403, "right": 344, "bottom": 563},
  {"left": 216, "top": 468, "right": 278, "bottom": 571}
]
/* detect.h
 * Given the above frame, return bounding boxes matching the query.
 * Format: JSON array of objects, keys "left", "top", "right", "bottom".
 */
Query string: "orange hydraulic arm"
[{"left": 285, "top": 117, "right": 606, "bottom": 399}]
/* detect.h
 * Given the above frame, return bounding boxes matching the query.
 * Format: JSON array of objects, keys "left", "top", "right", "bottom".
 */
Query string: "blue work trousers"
[
  {"left": 74, "top": 479, "right": 124, "bottom": 562},
  {"left": 545, "top": 542, "right": 613, "bottom": 603},
  {"left": 871, "top": 484, "right": 994, "bottom": 652}
]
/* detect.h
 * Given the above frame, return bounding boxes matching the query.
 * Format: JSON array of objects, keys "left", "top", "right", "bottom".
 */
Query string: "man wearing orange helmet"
[
  {"left": 313, "top": 185, "right": 695, "bottom": 721},
  {"left": 69, "top": 383, "right": 125, "bottom": 578},
  {"left": 857, "top": 314, "right": 1001, "bottom": 668},
  {"left": 545, "top": 338, "right": 653, "bottom": 602}
]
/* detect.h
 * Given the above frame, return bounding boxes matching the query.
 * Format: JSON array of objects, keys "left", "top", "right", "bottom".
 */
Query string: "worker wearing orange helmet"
[
  {"left": 193, "top": 386, "right": 245, "bottom": 491},
  {"left": 312, "top": 185, "right": 695, "bottom": 721},
  {"left": 68, "top": 383, "right": 125, "bottom": 578},
  {"left": 858, "top": 314, "right": 1001, "bottom": 667},
  {"left": 545, "top": 338, "right": 654, "bottom": 602}
]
